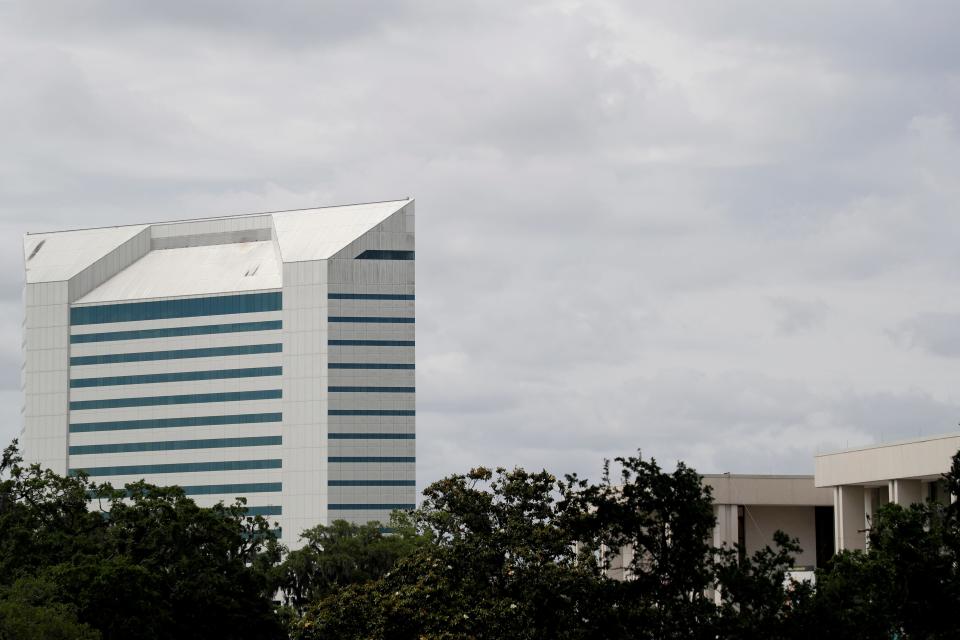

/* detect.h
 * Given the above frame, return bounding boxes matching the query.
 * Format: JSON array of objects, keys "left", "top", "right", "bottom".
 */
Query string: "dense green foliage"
[
  {"left": 271, "top": 515, "right": 425, "bottom": 614},
  {"left": 0, "top": 441, "right": 285, "bottom": 640},
  {"left": 295, "top": 459, "right": 803, "bottom": 639},
  {"left": 6, "top": 436, "right": 960, "bottom": 639},
  {"left": 789, "top": 452, "right": 960, "bottom": 640}
]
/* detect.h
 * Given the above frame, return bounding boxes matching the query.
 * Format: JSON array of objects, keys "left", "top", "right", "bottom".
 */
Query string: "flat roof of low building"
[
  {"left": 815, "top": 432, "right": 960, "bottom": 487},
  {"left": 703, "top": 474, "right": 833, "bottom": 507}
]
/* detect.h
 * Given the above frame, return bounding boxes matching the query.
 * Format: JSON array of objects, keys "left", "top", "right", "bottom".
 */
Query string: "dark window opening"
[
  {"left": 815, "top": 506, "right": 835, "bottom": 567},
  {"left": 737, "top": 506, "right": 746, "bottom": 563},
  {"left": 355, "top": 250, "right": 415, "bottom": 260}
]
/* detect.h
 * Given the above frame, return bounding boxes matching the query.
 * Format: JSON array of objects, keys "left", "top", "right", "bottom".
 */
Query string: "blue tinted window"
[
  {"left": 71, "top": 366, "right": 282, "bottom": 388},
  {"left": 70, "top": 458, "right": 282, "bottom": 476},
  {"left": 71, "top": 320, "right": 282, "bottom": 343},
  {"left": 328, "top": 480, "right": 416, "bottom": 486},
  {"left": 181, "top": 482, "right": 281, "bottom": 495},
  {"left": 328, "top": 363, "right": 414, "bottom": 370},
  {"left": 328, "top": 386, "right": 415, "bottom": 393},
  {"left": 329, "top": 503, "right": 415, "bottom": 510},
  {"left": 70, "top": 343, "right": 281, "bottom": 366},
  {"left": 70, "top": 389, "right": 281, "bottom": 410},
  {"left": 354, "top": 250, "right": 415, "bottom": 260},
  {"left": 71, "top": 291, "right": 282, "bottom": 325},
  {"left": 328, "top": 410, "right": 415, "bottom": 416},
  {"left": 328, "top": 456, "right": 415, "bottom": 463},
  {"left": 241, "top": 505, "right": 282, "bottom": 516},
  {"left": 328, "top": 340, "right": 414, "bottom": 347},
  {"left": 69, "top": 435, "right": 281, "bottom": 455},
  {"left": 328, "top": 317, "right": 414, "bottom": 324},
  {"left": 328, "top": 433, "right": 415, "bottom": 439},
  {"left": 328, "top": 293, "right": 414, "bottom": 300},
  {"left": 70, "top": 412, "right": 282, "bottom": 433}
]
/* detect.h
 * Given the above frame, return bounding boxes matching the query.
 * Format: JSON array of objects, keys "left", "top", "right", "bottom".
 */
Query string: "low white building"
[
  {"left": 815, "top": 432, "right": 960, "bottom": 551},
  {"left": 706, "top": 474, "right": 834, "bottom": 569},
  {"left": 606, "top": 474, "right": 834, "bottom": 580}
]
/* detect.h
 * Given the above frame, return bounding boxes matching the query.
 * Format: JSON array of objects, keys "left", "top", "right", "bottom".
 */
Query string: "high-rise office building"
[{"left": 21, "top": 199, "right": 415, "bottom": 543}]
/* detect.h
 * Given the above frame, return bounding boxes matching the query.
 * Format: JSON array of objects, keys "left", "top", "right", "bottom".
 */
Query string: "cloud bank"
[{"left": 1, "top": 1, "right": 959, "bottom": 488}]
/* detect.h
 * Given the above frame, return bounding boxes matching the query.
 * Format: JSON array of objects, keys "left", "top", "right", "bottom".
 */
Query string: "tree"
[
  {"left": 296, "top": 455, "right": 807, "bottom": 640},
  {"left": 274, "top": 514, "right": 425, "bottom": 614},
  {"left": 0, "top": 441, "right": 286, "bottom": 640},
  {"left": 792, "top": 457, "right": 960, "bottom": 639},
  {"left": 296, "top": 466, "right": 613, "bottom": 639}
]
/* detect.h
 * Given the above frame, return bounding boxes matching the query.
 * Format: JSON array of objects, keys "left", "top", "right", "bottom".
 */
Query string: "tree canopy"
[
  {"left": 0, "top": 441, "right": 285, "bottom": 640},
  {"left": 5, "top": 437, "right": 960, "bottom": 639}
]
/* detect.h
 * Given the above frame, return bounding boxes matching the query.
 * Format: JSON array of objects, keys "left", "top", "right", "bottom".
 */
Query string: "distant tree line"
[{"left": 2, "top": 439, "right": 960, "bottom": 639}]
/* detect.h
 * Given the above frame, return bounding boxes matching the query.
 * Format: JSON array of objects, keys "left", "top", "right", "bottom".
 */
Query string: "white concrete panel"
[
  {"left": 742, "top": 506, "right": 818, "bottom": 568},
  {"left": 327, "top": 487, "right": 415, "bottom": 503},
  {"left": 69, "top": 329, "right": 282, "bottom": 357},
  {"left": 69, "top": 398, "right": 282, "bottom": 424},
  {"left": 328, "top": 371, "right": 415, "bottom": 387},
  {"left": 329, "top": 442, "right": 415, "bottom": 457},
  {"left": 69, "top": 422, "right": 282, "bottom": 446},
  {"left": 70, "top": 353, "right": 282, "bottom": 379},
  {"left": 24, "top": 225, "right": 149, "bottom": 284},
  {"left": 69, "top": 445, "right": 282, "bottom": 469},
  {"left": 69, "top": 376, "right": 283, "bottom": 402}
]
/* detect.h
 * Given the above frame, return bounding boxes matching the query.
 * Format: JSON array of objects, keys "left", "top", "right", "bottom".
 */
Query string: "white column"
[
  {"left": 713, "top": 503, "right": 739, "bottom": 549},
  {"left": 834, "top": 485, "right": 866, "bottom": 551},
  {"left": 712, "top": 503, "right": 739, "bottom": 604},
  {"left": 863, "top": 488, "right": 873, "bottom": 550}
]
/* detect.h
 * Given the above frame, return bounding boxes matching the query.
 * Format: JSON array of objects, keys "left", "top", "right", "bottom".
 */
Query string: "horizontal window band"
[
  {"left": 69, "top": 435, "right": 282, "bottom": 456},
  {"left": 328, "top": 480, "right": 416, "bottom": 486},
  {"left": 329, "top": 340, "right": 414, "bottom": 347},
  {"left": 329, "top": 503, "right": 416, "bottom": 510},
  {"left": 329, "top": 457, "right": 416, "bottom": 463},
  {"left": 354, "top": 250, "right": 415, "bottom": 261},
  {"left": 328, "top": 410, "right": 415, "bottom": 417},
  {"left": 328, "top": 433, "right": 415, "bottom": 440},
  {"left": 70, "top": 343, "right": 282, "bottom": 366},
  {"left": 71, "top": 366, "right": 282, "bottom": 388},
  {"left": 70, "top": 458, "right": 282, "bottom": 477},
  {"left": 88, "top": 482, "right": 283, "bottom": 498},
  {"left": 71, "top": 292, "right": 282, "bottom": 326},
  {"left": 70, "top": 321, "right": 282, "bottom": 344},
  {"left": 70, "top": 412, "right": 282, "bottom": 434},
  {"left": 183, "top": 482, "right": 282, "bottom": 496},
  {"left": 328, "top": 293, "right": 414, "bottom": 300},
  {"left": 242, "top": 527, "right": 282, "bottom": 541},
  {"left": 241, "top": 505, "right": 282, "bottom": 517},
  {"left": 328, "top": 363, "right": 414, "bottom": 370},
  {"left": 328, "top": 317, "right": 414, "bottom": 323},
  {"left": 328, "top": 386, "right": 415, "bottom": 393},
  {"left": 70, "top": 389, "right": 282, "bottom": 411}
]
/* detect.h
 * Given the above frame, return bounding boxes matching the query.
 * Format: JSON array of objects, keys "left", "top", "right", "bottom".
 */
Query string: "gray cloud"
[
  {"left": 1, "top": 1, "right": 959, "bottom": 489},
  {"left": 893, "top": 313, "right": 960, "bottom": 358},
  {"left": 768, "top": 297, "right": 829, "bottom": 335}
]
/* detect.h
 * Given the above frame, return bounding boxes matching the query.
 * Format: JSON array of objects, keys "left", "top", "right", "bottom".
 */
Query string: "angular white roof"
[
  {"left": 24, "top": 199, "right": 411, "bottom": 300},
  {"left": 273, "top": 200, "right": 408, "bottom": 262},
  {"left": 76, "top": 241, "right": 281, "bottom": 304},
  {"left": 24, "top": 225, "right": 149, "bottom": 284}
]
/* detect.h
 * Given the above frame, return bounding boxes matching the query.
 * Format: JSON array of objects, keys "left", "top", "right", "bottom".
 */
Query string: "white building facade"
[
  {"left": 815, "top": 433, "right": 960, "bottom": 552},
  {"left": 21, "top": 199, "right": 416, "bottom": 544}
]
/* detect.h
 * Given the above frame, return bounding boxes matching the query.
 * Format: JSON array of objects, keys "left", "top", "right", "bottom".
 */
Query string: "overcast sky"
[{"left": 2, "top": 1, "right": 959, "bottom": 489}]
